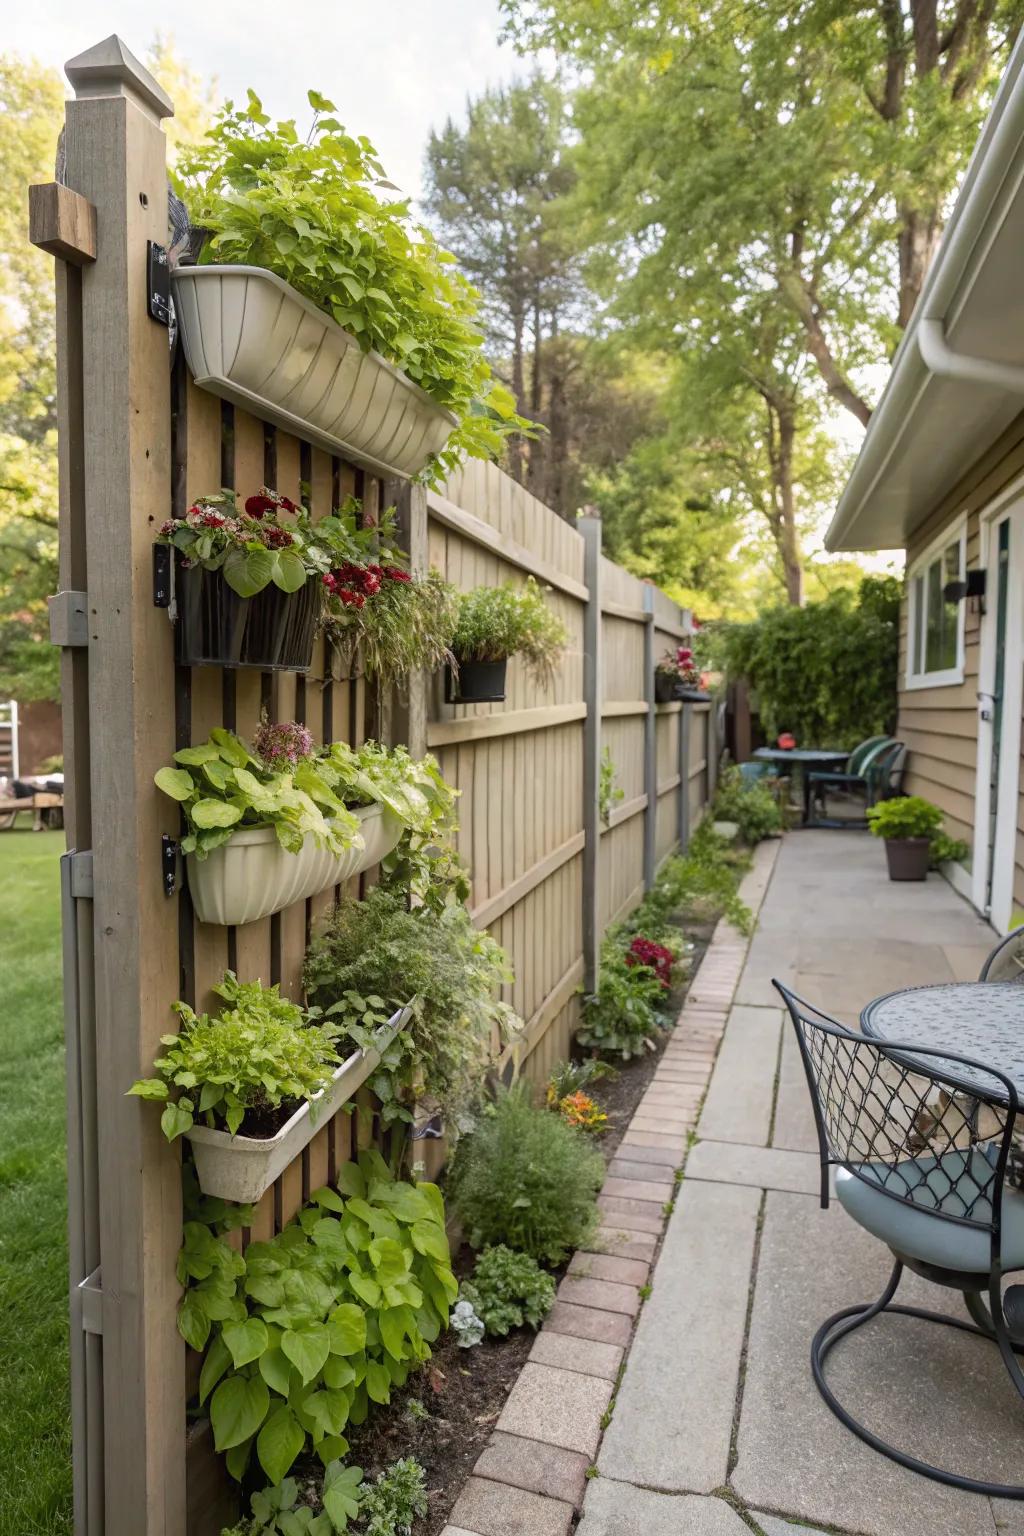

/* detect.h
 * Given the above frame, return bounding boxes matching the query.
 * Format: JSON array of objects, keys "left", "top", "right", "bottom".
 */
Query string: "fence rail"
[{"left": 35, "top": 39, "right": 719, "bottom": 1536}]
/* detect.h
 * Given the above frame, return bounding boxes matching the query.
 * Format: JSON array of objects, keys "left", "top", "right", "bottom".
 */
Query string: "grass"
[{"left": 0, "top": 825, "right": 72, "bottom": 1535}]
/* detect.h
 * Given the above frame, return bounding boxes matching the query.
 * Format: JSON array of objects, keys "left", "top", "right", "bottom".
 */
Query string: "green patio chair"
[{"left": 805, "top": 735, "right": 895, "bottom": 828}]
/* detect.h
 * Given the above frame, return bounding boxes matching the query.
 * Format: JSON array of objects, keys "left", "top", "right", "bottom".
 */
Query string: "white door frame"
[{"left": 972, "top": 475, "right": 1024, "bottom": 932}]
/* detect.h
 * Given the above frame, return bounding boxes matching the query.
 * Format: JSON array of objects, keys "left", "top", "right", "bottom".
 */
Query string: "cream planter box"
[
  {"left": 171, "top": 265, "right": 457, "bottom": 479},
  {"left": 186, "top": 803, "right": 402, "bottom": 926},
  {"left": 186, "top": 1005, "right": 412, "bottom": 1204}
]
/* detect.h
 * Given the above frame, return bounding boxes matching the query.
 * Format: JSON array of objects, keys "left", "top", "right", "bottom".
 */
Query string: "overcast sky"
[{"left": 6, "top": 0, "right": 532, "bottom": 200}]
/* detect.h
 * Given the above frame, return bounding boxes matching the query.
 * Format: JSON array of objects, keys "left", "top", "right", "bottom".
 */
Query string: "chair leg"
[{"left": 812, "top": 1258, "right": 1024, "bottom": 1498}]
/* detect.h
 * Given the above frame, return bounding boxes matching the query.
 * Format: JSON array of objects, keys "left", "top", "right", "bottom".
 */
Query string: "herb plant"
[
  {"left": 451, "top": 578, "right": 567, "bottom": 682},
  {"left": 460, "top": 1246, "right": 556, "bottom": 1337},
  {"left": 867, "top": 795, "right": 944, "bottom": 840},
  {"left": 181, "top": 1152, "right": 458, "bottom": 1486},
  {"left": 358, "top": 1456, "right": 429, "bottom": 1536},
  {"left": 128, "top": 972, "right": 341, "bottom": 1140},
  {"left": 304, "top": 887, "right": 519, "bottom": 1134},
  {"left": 448, "top": 1084, "right": 604, "bottom": 1264},
  {"left": 175, "top": 91, "right": 536, "bottom": 474}
]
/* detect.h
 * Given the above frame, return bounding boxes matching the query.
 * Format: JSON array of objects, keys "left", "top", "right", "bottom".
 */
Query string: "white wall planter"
[
  {"left": 186, "top": 1005, "right": 412, "bottom": 1204},
  {"left": 171, "top": 265, "right": 457, "bottom": 480},
  {"left": 186, "top": 802, "right": 402, "bottom": 926}
]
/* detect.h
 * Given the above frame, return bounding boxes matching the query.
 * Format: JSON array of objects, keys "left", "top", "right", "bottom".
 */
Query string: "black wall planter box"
[
  {"left": 175, "top": 563, "right": 321, "bottom": 671},
  {"left": 654, "top": 674, "right": 710, "bottom": 704},
  {"left": 446, "top": 657, "right": 508, "bottom": 704}
]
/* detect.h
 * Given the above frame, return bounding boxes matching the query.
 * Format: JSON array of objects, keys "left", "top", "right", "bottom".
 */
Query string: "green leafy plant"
[
  {"left": 598, "top": 747, "right": 625, "bottom": 828},
  {"left": 451, "top": 578, "right": 567, "bottom": 681},
  {"left": 128, "top": 973, "right": 341, "bottom": 1140},
  {"left": 305, "top": 886, "right": 519, "bottom": 1135},
  {"left": 712, "top": 765, "right": 782, "bottom": 844},
  {"left": 221, "top": 1460, "right": 364, "bottom": 1534},
  {"left": 182, "top": 1151, "right": 458, "bottom": 1487},
  {"left": 158, "top": 488, "right": 325, "bottom": 598},
  {"left": 546, "top": 1058, "right": 617, "bottom": 1106},
  {"left": 637, "top": 822, "right": 753, "bottom": 935},
  {"left": 448, "top": 1084, "right": 604, "bottom": 1264},
  {"left": 866, "top": 795, "right": 944, "bottom": 841},
  {"left": 175, "top": 91, "right": 536, "bottom": 474},
  {"left": 930, "top": 830, "right": 969, "bottom": 869},
  {"left": 460, "top": 1246, "right": 556, "bottom": 1336},
  {"left": 577, "top": 938, "right": 668, "bottom": 1059},
  {"left": 358, "top": 1456, "right": 429, "bottom": 1536}
]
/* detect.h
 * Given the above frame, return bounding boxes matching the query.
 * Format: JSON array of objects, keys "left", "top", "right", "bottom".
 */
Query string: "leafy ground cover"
[{"left": 0, "top": 826, "right": 71, "bottom": 1535}]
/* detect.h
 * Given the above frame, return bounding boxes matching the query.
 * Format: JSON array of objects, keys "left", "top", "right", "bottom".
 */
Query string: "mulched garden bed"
[{"left": 341, "top": 912, "right": 719, "bottom": 1534}]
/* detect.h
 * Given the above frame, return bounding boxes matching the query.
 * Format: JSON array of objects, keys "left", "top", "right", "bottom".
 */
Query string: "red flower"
[
  {"left": 626, "top": 935, "right": 675, "bottom": 988},
  {"left": 384, "top": 566, "right": 411, "bottom": 582},
  {"left": 244, "top": 493, "right": 278, "bottom": 519},
  {"left": 278, "top": 495, "right": 299, "bottom": 515},
  {"left": 677, "top": 646, "right": 693, "bottom": 663},
  {"left": 201, "top": 510, "right": 227, "bottom": 528}
]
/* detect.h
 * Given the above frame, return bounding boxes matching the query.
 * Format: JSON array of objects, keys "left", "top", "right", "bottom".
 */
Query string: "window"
[{"left": 906, "top": 524, "right": 965, "bottom": 688}]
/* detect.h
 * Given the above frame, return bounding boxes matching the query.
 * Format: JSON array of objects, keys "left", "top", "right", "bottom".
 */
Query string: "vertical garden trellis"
[{"left": 34, "top": 36, "right": 719, "bottom": 1536}]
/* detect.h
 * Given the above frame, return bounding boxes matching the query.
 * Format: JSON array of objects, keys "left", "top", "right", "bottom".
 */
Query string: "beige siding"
[{"left": 897, "top": 413, "right": 1024, "bottom": 857}]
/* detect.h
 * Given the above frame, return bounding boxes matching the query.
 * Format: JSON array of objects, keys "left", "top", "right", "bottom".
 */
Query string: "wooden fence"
[{"left": 35, "top": 39, "right": 718, "bottom": 1536}]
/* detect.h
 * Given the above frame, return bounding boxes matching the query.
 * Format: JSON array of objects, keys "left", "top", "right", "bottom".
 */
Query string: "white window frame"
[{"left": 904, "top": 517, "right": 967, "bottom": 690}]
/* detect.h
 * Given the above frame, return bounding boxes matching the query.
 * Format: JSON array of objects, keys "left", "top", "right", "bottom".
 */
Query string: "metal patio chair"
[
  {"left": 980, "top": 930, "right": 1024, "bottom": 983},
  {"left": 774, "top": 979, "right": 1024, "bottom": 1497},
  {"left": 805, "top": 738, "right": 904, "bottom": 829}
]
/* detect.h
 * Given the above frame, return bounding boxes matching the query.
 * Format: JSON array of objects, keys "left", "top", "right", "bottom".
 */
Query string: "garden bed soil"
[{"left": 338, "top": 916, "right": 717, "bottom": 1533}]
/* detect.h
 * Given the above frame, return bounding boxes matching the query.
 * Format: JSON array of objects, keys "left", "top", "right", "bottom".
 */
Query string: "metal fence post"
[
  {"left": 580, "top": 515, "right": 603, "bottom": 994},
  {"left": 642, "top": 585, "right": 656, "bottom": 888},
  {"left": 679, "top": 703, "right": 692, "bottom": 852}
]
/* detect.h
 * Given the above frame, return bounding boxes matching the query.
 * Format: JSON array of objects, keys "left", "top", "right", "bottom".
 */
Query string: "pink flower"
[{"left": 253, "top": 719, "right": 314, "bottom": 767}]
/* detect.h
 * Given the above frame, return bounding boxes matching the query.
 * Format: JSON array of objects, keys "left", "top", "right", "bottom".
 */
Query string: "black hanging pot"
[
  {"left": 175, "top": 562, "right": 321, "bottom": 671},
  {"left": 654, "top": 672, "right": 679, "bottom": 703},
  {"left": 445, "top": 657, "right": 508, "bottom": 704},
  {"left": 883, "top": 837, "right": 931, "bottom": 882}
]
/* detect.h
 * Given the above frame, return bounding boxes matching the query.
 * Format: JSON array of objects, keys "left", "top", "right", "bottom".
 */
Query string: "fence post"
[
  {"left": 51, "top": 38, "right": 185, "bottom": 1536},
  {"left": 385, "top": 478, "right": 429, "bottom": 757},
  {"left": 579, "top": 515, "right": 603, "bottom": 994},
  {"left": 642, "top": 585, "right": 656, "bottom": 889},
  {"left": 679, "top": 704, "right": 692, "bottom": 852}
]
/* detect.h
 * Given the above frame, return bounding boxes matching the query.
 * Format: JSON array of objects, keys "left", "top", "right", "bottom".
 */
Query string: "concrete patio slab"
[
  {"left": 732, "top": 1190, "right": 1022, "bottom": 1536},
  {"left": 685, "top": 1139, "right": 821, "bottom": 1196},
  {"left": 771, "top": 1021, "right": 819, "bottom": 1153},
  {"left": 597, "top": 1179, "right": 759, "bottom": 1492},
  {"left": 697, "top": 1006, "right": 782, "bottom": 1146},
  {"left": 752, "top": 1517, "right": 835, "bottom": 1536},
  {"left": 579, "top": 1480, "right": 752, "bottom": 1534}
]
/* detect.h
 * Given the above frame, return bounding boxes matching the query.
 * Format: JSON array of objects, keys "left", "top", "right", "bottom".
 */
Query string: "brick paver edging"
[{"left": 442, "top": 838, "right": 782, "bottom": 1536}]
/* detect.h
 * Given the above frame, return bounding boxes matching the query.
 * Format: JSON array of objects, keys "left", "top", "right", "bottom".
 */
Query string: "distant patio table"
[
  {"left": 861, "top": 981, "right": 1024, "bottom": 1103},
  {"left": 751, "top": 747, "right": 849, "bottom": 825}
]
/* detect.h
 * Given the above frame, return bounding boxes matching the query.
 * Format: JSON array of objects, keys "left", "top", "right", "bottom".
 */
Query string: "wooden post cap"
[
  {"left": 28, "top": 183, "right": 97, "bottom": 264},
  {"left": 65, "top": 34, "right": 174, "bottom": 123}
]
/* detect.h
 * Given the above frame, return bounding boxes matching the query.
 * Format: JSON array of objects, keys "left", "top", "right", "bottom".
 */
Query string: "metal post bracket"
[
  {"left": 78, "top": 1269, "right": 103, "bottom": 1335},
  {"left": 50, "top": 590, "right": 90, "bottom": 648},
  {"left": 70, "top": 850, "right": 94, "bottom": 900}
]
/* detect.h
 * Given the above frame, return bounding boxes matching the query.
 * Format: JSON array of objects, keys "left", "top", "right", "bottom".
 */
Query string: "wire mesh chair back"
[
  {"left": 980, "top": 929, "right": 1024, "bottom": 984},
  {"left": 774, "top": 982, "right": 1020, "bottom": 1249}
]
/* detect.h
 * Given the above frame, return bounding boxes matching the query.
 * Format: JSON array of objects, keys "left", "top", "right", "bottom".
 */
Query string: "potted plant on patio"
[
  {"left": 446, "top": 578, "right": 567, "bottom": 703},
  {"left": 655, "top": 644, "right": 708, "bottom": 703},
  {"left": 171, "top": 91, "right": 535, "bottom": 481},
  {"left": 158, "top": 489, "right": 326, "bottom": 670},
  {"left": 866, "top": 795, "right": 944, "bottom": 881}
]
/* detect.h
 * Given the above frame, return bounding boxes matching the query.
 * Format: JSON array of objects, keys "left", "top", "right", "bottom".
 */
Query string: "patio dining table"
[
  {"left": 751, "top": 746, "right": 849, "bottom": 825},
  {"left": 861, "top": 980, "right": 1024, "bottom": 1103}
]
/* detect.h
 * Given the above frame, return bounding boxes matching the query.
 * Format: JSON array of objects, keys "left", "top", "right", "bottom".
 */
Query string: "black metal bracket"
[
  {"left": 147, "top": 240, "right": 171, "bottom": 326},
  {"left": 161, "top": 835, "right": 179, "bottom": 898},
  {"left": 153, "top": 543, "right": 172, "bottom": 608}
]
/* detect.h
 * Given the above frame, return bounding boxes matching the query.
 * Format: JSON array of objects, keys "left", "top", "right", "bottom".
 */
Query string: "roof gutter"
[{"left": 826, "top": 33, "right": 1024, "bottom": 551}]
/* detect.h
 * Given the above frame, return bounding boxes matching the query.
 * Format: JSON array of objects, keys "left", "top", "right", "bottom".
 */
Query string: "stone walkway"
[{"left": 579, "top": 831, "right": 1024, "bottom": 1536}]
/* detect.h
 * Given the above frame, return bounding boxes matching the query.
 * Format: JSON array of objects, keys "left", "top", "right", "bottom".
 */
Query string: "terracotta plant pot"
[
  {"left": 445, "top": 657, "right": 508, "bottom": 704},
  {"left": 883, "top": 836, "right": 931, "bottom": 881},
  {"left": 175, "top": 561, "right": 321, "bottom": 671}
]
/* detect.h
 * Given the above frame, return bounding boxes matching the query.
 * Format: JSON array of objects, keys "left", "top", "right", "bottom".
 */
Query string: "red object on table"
[{"left": 778, "top": 733, "right": 796, "bottom": 750}]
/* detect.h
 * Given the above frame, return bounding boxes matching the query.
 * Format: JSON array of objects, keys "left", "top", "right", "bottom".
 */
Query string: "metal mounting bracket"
[
  {"left": 78, "top": 1268, "right": 103, "bottom": 1335},
  {"left": 147, "top": 240, "right": 171, "bottom": 326},
  {"left": 161, "top": 834, "right": 180, "bottom": 897},
  {"left": 70, "top": 849, "right": 94, "bottom": 900},
  {"left": 49, "top": 590, "right": 89, "bottom": 648}
]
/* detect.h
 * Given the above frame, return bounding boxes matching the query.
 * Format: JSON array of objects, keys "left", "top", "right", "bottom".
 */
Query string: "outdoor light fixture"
[{"left": 943, "top": 568, "right": 987, "bottom": 612}]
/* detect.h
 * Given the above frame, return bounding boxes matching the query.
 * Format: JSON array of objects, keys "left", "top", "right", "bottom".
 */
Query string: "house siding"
[{"left": 897, "top": 412, "right": 1024, "bottom": 877}]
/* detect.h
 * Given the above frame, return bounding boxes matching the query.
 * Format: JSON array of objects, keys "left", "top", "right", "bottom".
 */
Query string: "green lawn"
[{"left": 0, "top": 827, "right": 72, "bottom": 1535}]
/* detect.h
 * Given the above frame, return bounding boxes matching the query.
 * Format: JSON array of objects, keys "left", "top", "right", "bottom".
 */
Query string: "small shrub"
[
  {"left": 866, "top": 795, "right": 944, "bottom": 841},
  {"left": 546, "top": 1058, "right": 617, "bottom": 1105},
  {"left": 930, "top": 830, "right": 969, "bottom": 869},
  {"left": 578, "top": 941, "right": 668, "bottom": 1060},
  {"left": 451, "top": 578, "right": 567, "bottom": 681},
  {"left": 641, "top": 823, "right": 753, "bottom": 934},
  {"left": 449, "top": 1084, "right": 604, "bottom": 1264},
  {"left": 461, "top": 1245, "right": 556, "bottom": 1336},
  {"left": 359, "top": 1457, "right": 429, "bottom": 1536},
  {"left": 712, "top": 766, "right": 782, "bottom": 844}
]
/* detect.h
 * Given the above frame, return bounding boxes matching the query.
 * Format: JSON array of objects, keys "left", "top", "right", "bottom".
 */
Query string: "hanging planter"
[
  {"left": 187, "top": 802, "right": 402, "bottom": 926},
  {"left": 185, "top": 1004, "right": 412, "bottom": 1203},
  {"left": 175, "top": 561, "right": 321, "bottom": 671},
  {"left": 171, "top": 266, "right": 457, "bottom": 480},
  {"left": 445, "top": 657, "right": 508, "bottom": 705}
]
